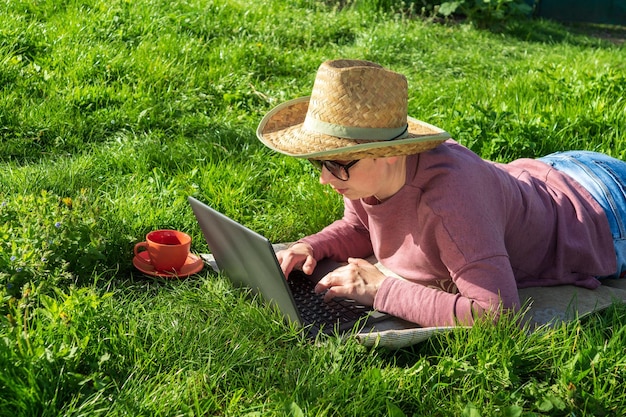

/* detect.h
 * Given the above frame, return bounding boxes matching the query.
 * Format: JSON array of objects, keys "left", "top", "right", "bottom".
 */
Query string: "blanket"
[
  {"left": 354, "top": 258, "right": 626, "bottom": 348},
  {"left": 201, "top": 245, "right": 626, "bottom": 349}
]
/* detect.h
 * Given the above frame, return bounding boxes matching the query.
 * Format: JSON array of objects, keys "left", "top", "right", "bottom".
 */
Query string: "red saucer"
[{"left": 133, "top": 251, "right": 204, "bottom": 278}]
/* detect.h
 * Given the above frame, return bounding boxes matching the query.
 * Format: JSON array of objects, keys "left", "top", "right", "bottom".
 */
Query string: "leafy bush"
[
  {"left": 438, "top": 0, "right": 534, "bottom": 27},
  {"left": 0, "top": 190, "right": 106, "bottom": 299},
  {"left": 327, "top": 0, "right": 534, "bottom": 27}
]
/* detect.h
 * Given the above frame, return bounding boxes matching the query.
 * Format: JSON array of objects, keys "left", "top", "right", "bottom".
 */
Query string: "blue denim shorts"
[{"left": 539, "top": 151, "right": 626, "bottom": 279}]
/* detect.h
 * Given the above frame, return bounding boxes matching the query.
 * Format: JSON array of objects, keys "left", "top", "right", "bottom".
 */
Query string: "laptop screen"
[{"left": 188, "top": 196, "right": 303, "bottom": 325}]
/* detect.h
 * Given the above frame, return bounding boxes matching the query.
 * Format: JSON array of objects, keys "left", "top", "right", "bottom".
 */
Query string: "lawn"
[{"left": 1, "top": 0, "right": 626, "bottom": 415}]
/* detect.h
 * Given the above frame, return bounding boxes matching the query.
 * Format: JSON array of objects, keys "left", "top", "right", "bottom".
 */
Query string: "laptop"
[{"left": 188, "top": 196, "right": 389, "bottom": 337}]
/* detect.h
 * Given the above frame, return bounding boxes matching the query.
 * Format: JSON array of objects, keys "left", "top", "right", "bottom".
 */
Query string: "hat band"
[{"left": 303, "top": 117, "right": 409, "bottom": 141}]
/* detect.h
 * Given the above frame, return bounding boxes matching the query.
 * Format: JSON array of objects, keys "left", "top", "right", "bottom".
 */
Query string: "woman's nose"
[{"left": 319, "top": 165, "right": 333, "bottom": 185}]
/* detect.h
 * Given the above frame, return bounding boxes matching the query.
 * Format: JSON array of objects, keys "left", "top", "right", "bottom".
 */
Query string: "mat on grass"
[
  {"left": 202, "top": 245, "right": 626, "bottom": 349},
  {"left": 355, "top": 258, "right": 626, "bottom": 348},
  {"left": 364, "top": 266, "right": 626, "bottom": 348}
]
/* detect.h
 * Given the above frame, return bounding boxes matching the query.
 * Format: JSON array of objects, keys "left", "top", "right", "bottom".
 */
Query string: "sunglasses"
[{"left": 309, "top": 159, "right": 360, "bottom": 181}]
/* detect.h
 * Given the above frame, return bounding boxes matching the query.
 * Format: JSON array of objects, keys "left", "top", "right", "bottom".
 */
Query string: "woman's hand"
[
  {"left": 314, "top": 257, "right": 386, "bottom": 306},
  {"left": 276, "top": 242, "right": 317, "bottom": 277}
]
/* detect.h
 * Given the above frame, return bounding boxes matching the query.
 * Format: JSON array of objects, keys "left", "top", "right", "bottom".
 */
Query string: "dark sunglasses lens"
[
  {"left": 309, "top": 159, "right": 349, "bottom": 180},
  {"left": 325, "top": 161, "right": 348, "bottom": 180}
]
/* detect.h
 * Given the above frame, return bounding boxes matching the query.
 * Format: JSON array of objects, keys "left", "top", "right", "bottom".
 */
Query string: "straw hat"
[{"left": 256, "top": 59, "right": 450, "bottom": 160}]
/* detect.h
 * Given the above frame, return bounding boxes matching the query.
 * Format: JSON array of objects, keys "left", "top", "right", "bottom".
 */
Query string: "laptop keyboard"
[{"left": 288, "top": 271, "right": 370, "bottom": 334}]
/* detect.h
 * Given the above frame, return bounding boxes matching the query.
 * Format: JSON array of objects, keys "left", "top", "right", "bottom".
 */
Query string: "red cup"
[{"left": 134, "top": 230, "right": 191, "bottom": 272}]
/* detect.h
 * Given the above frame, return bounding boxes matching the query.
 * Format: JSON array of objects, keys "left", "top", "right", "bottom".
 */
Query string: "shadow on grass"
[
  {"left": 428, "top": 11, "right": 625, "bottom": 48},
  {"left": 501, "top": 18, "right": 626, "bottom": 46}
]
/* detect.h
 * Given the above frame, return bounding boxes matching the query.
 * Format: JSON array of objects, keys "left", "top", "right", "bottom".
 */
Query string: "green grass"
[{"left": 1, "top": 0, "right": 626, "bottom": 415}]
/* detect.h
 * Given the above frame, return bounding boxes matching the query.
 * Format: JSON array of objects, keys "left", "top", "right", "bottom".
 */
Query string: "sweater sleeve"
[{"left": 374, "top": 255, "right": 521, "bottom": 327}]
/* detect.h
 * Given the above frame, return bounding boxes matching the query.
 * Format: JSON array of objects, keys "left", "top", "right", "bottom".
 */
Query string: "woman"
[{"left": 256, "top": 59, "right": 626, "bottom": 328}]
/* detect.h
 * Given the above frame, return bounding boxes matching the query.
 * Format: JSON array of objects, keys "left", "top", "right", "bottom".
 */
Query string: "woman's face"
[{"left": 318, "top": 156, "right": 406, "bottom": 201}]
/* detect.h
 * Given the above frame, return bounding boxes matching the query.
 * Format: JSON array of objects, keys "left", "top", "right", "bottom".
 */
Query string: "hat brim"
[{"left": 257, "top": 97, "right": 451, "bottom": 160}]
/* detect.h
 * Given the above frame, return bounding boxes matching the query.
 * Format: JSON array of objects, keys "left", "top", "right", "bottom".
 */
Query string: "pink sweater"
[{"left": 301, "top": 140, "right": 615, "bottom": 327}]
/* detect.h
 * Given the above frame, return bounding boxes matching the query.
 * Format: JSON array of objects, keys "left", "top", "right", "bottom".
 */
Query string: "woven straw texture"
[{"left": 257, "top": 59, "right": 450, "bottom": 160}]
